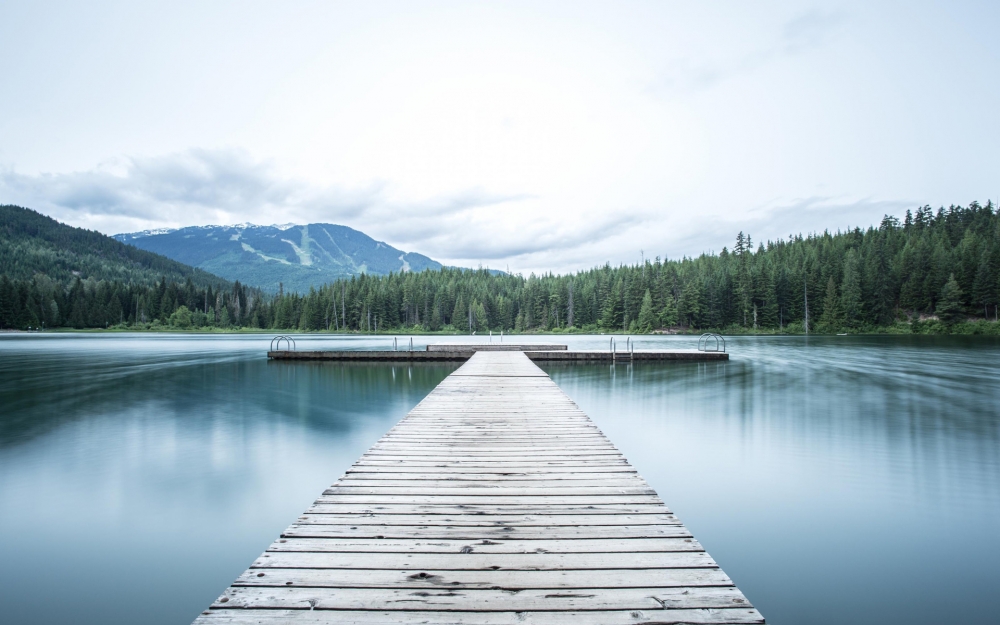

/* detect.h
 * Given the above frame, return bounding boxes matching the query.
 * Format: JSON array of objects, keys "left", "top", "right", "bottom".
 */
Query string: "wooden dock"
[
  {"left": 196, "top": 351, "right": 759, "bottom": 624},
  {"left": 268, "top": 343, "right": 728, "bottom": 362}
]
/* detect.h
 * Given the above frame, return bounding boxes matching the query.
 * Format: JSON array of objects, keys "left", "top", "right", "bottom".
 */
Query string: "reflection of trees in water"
[
  {"left": 0, "top": 356, "right": 457, "bottom": 448},
  {"left": 544, "top": 340, "right": 1000, "bottom": 472}
]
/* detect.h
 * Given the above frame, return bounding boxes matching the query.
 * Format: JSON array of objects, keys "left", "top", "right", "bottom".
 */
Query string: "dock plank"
[
  {"left": 249, "top": 551, "right": 716, "bottom": 569},
  {"left": 195, "top": 609, "right": 762, "bottom": 624},
  {"left": 194, "top": 351, "right": 760, "bottom": 624},
  {"left": 266, "top": 537, "right": 705, "bottom": 553},
  {"left": 211, "top": 585, "right": 747, "bottom": 610}
]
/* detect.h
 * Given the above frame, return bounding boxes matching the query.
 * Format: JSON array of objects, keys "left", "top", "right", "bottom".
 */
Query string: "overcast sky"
[{"left": 1, "top": 1, "right": 998, "bottom": 273}]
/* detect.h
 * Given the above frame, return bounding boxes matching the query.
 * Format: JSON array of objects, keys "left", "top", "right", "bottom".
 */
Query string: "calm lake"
[{"left": 0, "top": 333, "right": 997, "bottom": 624}]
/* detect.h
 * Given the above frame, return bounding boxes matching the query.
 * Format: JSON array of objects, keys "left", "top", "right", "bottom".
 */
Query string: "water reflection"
[
  {"left": 542, "top": 336, "right": 1000, "bottom": 625},
  {"left": 0, "top": 334, "right": 998, "bottom": 625},
  {"left": 0, "top": 335, "right": 457, "bottom": 625}
]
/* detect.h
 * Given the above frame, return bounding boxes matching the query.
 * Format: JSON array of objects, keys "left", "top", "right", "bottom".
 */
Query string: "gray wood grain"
[{"left": 193, "top": 351, "right": 761, "bottom": 625}]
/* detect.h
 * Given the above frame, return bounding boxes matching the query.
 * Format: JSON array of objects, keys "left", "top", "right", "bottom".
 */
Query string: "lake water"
[{"left": 1, "top": 333, "right": 997, "bottom": 624}]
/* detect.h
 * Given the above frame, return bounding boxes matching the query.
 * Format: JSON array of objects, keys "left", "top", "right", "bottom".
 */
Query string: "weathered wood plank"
[
  {"left": 344, "top": 469, "right": 640, "bottom": 478},
  {"left": 362, "top": 453, "right": 626, "bottom": 460},
  {"left": 229, "top": 568, "right": 733, "bottom": 588},
  {"left": 369, "top": 446, "right": 621, "bottom": 452},
  {"left": 351, "top": 461, "right": 634, "bottom": 468},
  {"left": 323, "top": 487, "right": 654, "bottom": 496},
  {"left": 312, "top": 495, "right": 666, "bottom": 506},
  {"left": 301, "top": 511, "right": 678, "bottom": 526},
  {"left": 280, "top": 524, "right": 693, "bottom": 539},
  {"left": 250, "top": 551, "right": 716, "bottom": 570},
  {"left": 299, "top": 503, "right": 669, "bottom": 515},
  {"left": 266, "top": 537, "right": 704, "bottom": 553},
  {"left": 211, "top": 584, "right": 748, "bottom": 610},
  {"left": 195, "top": 609, "right": 762, "bottom": 624},
  {"left": 328, "top": 479, "right": 649, "bottom": 489}
]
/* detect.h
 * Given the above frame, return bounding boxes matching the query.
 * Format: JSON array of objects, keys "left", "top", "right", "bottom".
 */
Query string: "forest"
[
  {"left": 0, "top": 204, "right": 227, "bottom": 289},
  {"left": 2, "top": 202, "right": 999, "bottom": 334}
]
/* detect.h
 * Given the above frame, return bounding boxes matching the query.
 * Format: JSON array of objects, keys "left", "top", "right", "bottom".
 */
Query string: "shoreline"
[{"left": 5, "top": 320, "right": 1000, "bottom": 337}]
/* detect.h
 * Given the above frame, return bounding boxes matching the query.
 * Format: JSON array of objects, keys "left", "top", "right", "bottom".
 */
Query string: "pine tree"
[
  {"left": 840, "top": 250, "right": 863, "bottom": 327},
  {"left": 935, "top": 274, "right": 964, "bottom": 324},
  {"left": 659, "top": 295, "right": 678, "bottom": 328},
  {"left": 734, "top": 232, "right": 753, "bottom": 326},
  {"left": 474, "top": 302, "right": 488, "bottom": 332},
  {"left": 637, "top": 289, "right": 656, "bottom": 333},
  {"left": 600, "top": 278, "right": 624, "bottom": 330},
  {"left": 972, "top": 245, "right": 999, "bottom": 317},
  {"left": 678, "top": 279, "right": 704, "bottom": 328},
  {"left": 67, "top": 279, "right": 88, "bottom": 328},
  {"left": 452, "top": 295, "right": 467, "bottom": 329},
  {"left": 0, "top": 275, "right": 15, "bottom": 328},
  {"left": 430, "top": 303, "right": 442, "bottom": 331},
  {"left": 820, "top": 277, "right": 841, "bottom": 330}
]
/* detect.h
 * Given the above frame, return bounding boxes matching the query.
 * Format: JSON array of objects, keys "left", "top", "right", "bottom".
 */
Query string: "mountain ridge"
[
  {"left": 114, "top": 222, "right": 443, "bottom": 293},
  {"left": 0, "top": 204, "right": 229, "bottom": 289}
]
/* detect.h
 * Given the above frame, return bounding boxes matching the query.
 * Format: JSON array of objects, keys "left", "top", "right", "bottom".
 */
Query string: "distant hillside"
[
  {"left": 115, "top": 223, "right": 443, "bottom": 293},
  {"left": 0, "top": 205, "right": 229, "bottom": 289}
]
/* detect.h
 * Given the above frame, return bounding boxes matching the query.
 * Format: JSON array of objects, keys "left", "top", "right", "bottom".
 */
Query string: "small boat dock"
[
  {"left": 196, "top": 349, "right": 758, "bottom": 624},
  {"left": 267, "top": 340, "right": 729, "bottom": 362}
]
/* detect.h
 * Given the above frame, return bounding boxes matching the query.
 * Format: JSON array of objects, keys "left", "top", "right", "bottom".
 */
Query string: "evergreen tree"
[
  {"left": 820, "top": 277, "right": 841, "bottom": 330},
  {"left": 840, "top": 250, "right": 863, "bottom": 327},
  {"left": 659, "top": 292, "right": 678, "bottom": 328},
  {"left": 935, "top": 274, "right": 964, "bottom": 324},
  {"left": 473, "top": 301, "right": 488, "bottom": 332},
  {"left": 600, "top": 278, "right": 624, "bottom": 330},
  {"left": 637, "top": 289, "right": 656, "bottom": 333},
  {"left": 972, "top": 245, "right": 999, "bottom": 317},
  {"left": 678, "top": 279, "right": 704, "bottom": 328},
  {"left": 452, "top": 295, "right": 467, "bottom": 330}
]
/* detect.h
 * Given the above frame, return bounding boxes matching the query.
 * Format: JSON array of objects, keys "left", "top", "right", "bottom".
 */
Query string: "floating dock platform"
[
  {"left": 268, "top": 343, "right": 729, "bottom": 362},
  {"left": 197, "top": 350, "right": 758, "bottom": 624}
]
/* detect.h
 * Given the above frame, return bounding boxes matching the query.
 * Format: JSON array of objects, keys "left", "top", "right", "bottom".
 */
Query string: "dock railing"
[
  {"left": 698, "top": 333, "right": 726, "bottom": 352},
  {"left": 392, "top": 337, "right": 415, "bottom": 351},
  {"left": 270, "top": 335, "right": 296, "bottom": 351}
]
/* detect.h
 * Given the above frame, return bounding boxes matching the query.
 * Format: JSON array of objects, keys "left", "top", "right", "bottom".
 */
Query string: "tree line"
[
  {"left": 264, "top": 201, "right": 1000, "bottom": 334},
  {"left": 2, "top": 201, "right": 999, "bottom": 333},
  {"left": 0, "top": 274, "right": 267, "bottom": 330}
]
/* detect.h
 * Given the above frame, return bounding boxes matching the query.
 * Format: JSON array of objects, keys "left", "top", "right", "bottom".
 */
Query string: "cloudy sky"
[{"left": 1, "top": 1, "right": 998, "bottom": 273}]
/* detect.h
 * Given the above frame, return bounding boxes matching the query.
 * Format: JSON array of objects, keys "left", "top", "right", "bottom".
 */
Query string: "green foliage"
[
  {"left": 637, "top": 289, "right": 656, "bottom": 333},
  {"left": 169, "top": 305, "right": 192, "bottom": 328},
  {"left": 840, "top": 249, "right": 863, "bottom": 327},
  {"left": 262, "top": 201, "right": 998, "bottom": 335},
  {"left": 935, "top": 274, "right": 964, "bottom": 324},
  {"left": 0, "top": 205, "right": 227, "bottom": 289},
  {"left": 820, "top": 277, "right": 841, "bottom": 331},
  {"left": 0, "top": 271, "right": 266, "bottom": 331}
]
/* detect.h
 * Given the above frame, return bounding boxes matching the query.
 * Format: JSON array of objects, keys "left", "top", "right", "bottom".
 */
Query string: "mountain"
[
  {"left": 114, "top": 223, "right": 443, "bottom": 293},
  {"left": 0, "top": 205, "right": 228, "bottom": 289}
]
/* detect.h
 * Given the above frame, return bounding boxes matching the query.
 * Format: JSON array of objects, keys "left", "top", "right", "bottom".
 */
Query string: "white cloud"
[
  {"left": 1, "top": 1, "right": 998, "bottom": 274},
  {"left": 0, "top": 149, "right": 379, "bottom": 232},
  {"left": 0, "top": 148, "right": 640, "bottom": 266}
]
